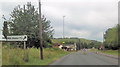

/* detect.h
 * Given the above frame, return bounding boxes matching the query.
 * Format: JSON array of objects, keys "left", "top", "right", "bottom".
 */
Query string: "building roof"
[{"left": 63, "top": 44, "right": 74, "bottom": 47}]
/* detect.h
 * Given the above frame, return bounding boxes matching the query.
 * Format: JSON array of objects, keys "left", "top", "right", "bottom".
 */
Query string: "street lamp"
[
  {"left": 102, "top": 32, "right": 105, "bottom": 50},
  {"left": 63, "top": 16, "right": 65, "bottom": 39},
  {"left": 0, "top": 29, "right": 2, "bottom": 36}
]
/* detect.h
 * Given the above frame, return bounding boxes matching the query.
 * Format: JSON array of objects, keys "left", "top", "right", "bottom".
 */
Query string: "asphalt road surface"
[{"left": 51, "top": 51, "right": 118, "bottom": 65}]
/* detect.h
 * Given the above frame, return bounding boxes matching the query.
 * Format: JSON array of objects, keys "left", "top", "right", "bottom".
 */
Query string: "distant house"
[
  {"left": 62, "top": 43, "right": 77, "bottom": 51},
  {"left": 58, "top": 45, "right": 63, "bottom": 49},
  {"left": 52, "top": 43, "right": 77, "bottom": 51},
  {"left": 52, "top": 43, "right": 63, "bottom": 49},
  {"left": 100, "top": 45, "right": 104, "bottom": 50}
]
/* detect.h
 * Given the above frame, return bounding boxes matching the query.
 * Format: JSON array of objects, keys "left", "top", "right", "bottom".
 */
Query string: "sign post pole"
[
  {"left": 24, "top": 41, "right": 26, "bottom": 50},
  {"left": 24, "top": 41, "right": 27, "bottom": 62}
]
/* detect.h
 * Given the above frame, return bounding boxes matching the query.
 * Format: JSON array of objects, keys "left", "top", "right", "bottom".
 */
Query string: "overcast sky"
[{"left": 0, "top": 0, "right": 119, "bottom": 42}]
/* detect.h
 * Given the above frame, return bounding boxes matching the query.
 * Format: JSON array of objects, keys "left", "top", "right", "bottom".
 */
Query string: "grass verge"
[
  {"left": 90, "top": 49, "right": 118, "bottom": 56},
  {"left": 2, "top": 46, "right": 70, "bottom": 65}
]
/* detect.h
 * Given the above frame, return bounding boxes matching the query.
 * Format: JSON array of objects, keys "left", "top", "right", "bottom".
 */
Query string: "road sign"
[
  {"left": 1, "top": 35, "right": 27, "bottom": 41},
  {"left": 62, "top": 42, "right": 65, "bottom": 44}
]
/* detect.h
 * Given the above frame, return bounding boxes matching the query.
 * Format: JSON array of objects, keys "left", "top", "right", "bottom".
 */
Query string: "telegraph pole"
[
  {"left": 103, "top": 32, "right": 104, "bottom": 50},
  {"left": 63, "top": 16, "right": 65, "bottom": 39},
  {"left": 103, "top": 32, "right": 104, "bottom": 43},
  {"left": 39, "top": 0, "right": 43, "bottom": 60}
]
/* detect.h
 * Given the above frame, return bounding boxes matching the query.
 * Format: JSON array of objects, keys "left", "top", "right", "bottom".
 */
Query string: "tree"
[
  {"left": 118, "top": 24, "right": 120, "bottom": 48},
  {"left": 7, "top": 2, "right": 54, "bottom": 48},
  {"left": 104, "top": 26, "right": 118, "bottom": 50},
  {"left": 3, "top": 21, "right": 9, "bottom": 39},
  {"left": 89, "top": 42, "right": 94, "bottom": 48}
]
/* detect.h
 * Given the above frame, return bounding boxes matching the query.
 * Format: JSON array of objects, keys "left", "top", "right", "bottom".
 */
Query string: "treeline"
[
  {"left": 53, "top": 37, "right": 78, "bottom": 39},
  {"left": 51, "top": 38, "right": 102, "bottom": 50},
  {"left": 103, "top": 24, "right": 119, "bottom": 50},
  {"left": 2, "top": 2, "right": 54, "bottom": 48},
  {"left": 76, "top": 39, "right": 101, "bottom": 50}
]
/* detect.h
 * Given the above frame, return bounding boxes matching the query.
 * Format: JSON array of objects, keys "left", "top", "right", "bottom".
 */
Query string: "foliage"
[
  {"left": 104, "top": 25, "right": 118, "bottom": 50},
  {"left": 2, "top": 21, "right": 9, "bottom": 39},
  {"left": 118, "top": 24, "right": 120, "bottom": 48},
  {"left": 7, "top": 2, "right": 54, "bottom": 48}
]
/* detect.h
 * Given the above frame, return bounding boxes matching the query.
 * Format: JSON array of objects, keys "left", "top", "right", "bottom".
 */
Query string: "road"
[{"left": 51, "top": 51, "right": 118, "bottom": 65}]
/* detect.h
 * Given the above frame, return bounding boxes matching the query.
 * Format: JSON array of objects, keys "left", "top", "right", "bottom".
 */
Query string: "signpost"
[
  {"left": 1, "top": 35, "right": 27, "bottom": 41},
  {"left": 62, "top": 42, "right": 65, "bottom": 44},
  {"left": 1, "top": 35, "right": 27, "bottom": 49},
  {"left": 0, "top": 35, "right": 28, "bottom": 62}
]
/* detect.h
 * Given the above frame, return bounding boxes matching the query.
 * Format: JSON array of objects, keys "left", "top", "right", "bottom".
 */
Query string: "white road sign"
[{"left": 1, "top": 35, "right": 27, "bottom": 41}]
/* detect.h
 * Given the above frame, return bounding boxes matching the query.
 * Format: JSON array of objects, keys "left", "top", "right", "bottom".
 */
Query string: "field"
[{"left": 2, "top": 46, "right": 70, "bottom": 65}]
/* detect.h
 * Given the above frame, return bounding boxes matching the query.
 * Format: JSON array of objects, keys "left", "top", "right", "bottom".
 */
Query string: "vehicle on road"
[{"left": 82, "top": 48, "right": 87, "bottom": 55}]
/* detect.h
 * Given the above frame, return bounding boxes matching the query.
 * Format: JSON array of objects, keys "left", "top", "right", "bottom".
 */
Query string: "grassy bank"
[
  {"left": 2, "top": 46, "right": 70, "bottom": 65},
  {"left": 90, "top": 49, "right": 118, "bottom": 56}
]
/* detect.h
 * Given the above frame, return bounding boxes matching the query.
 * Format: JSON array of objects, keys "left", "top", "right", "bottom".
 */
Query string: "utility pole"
[
  {"left": 63, "top": 16, "right": 65, "bottom": 39},
  {"left": 103, "top": 32, "right": 104, "bottom": 50},
  {"left": 103, "top": 32, "right": 104, "bottom": 43},
  {"left": 39, "top": 0, "right": 43, "bottom": 60},
  {"left": 0, "top": 29, "right": 2, "bottom": 67}
]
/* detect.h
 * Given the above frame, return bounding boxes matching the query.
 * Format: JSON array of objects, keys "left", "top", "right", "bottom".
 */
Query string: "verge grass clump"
[
  {"left": 90, "top": 49, "right": 118, "bottom": 56},
  {"left": 2, "top": 46, "right": 70, "bottom": 65}
]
